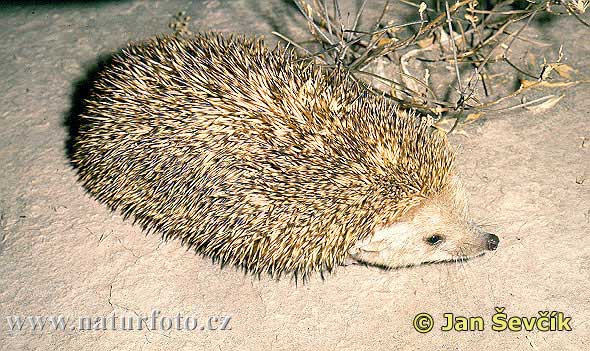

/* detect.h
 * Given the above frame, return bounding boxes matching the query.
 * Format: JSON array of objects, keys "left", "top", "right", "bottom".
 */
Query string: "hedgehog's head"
[{"left": 347, "top": 176, "right": 499, "bottom": 269}]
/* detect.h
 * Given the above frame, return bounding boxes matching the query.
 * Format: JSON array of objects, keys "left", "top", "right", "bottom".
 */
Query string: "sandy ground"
[{"left": 0, "top": 1, "right": 588, "bottom": 350}]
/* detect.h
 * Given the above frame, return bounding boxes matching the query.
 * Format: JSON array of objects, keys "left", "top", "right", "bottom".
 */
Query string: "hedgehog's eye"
[{"left": 426, "top": 234, "right": 444, "bottom": 245}]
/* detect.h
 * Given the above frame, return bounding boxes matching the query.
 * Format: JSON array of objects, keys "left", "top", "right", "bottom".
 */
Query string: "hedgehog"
[{"left": 72, "top": 33, "right": 499, "bottom": 277}]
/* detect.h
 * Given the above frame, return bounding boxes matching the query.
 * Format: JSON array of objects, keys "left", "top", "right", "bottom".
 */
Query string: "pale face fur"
[{"left": 348, "top": 176, "right": 498, "bottom": 268}]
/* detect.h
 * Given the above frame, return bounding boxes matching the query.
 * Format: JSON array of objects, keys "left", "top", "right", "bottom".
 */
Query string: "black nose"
[{"left": 486, "top": 233, "right": 499, "bottom": 251}]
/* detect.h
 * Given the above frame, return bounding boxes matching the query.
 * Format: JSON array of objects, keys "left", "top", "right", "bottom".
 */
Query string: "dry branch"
[{"left": 277, "top": 0, "right": 590, "bottom": 133}]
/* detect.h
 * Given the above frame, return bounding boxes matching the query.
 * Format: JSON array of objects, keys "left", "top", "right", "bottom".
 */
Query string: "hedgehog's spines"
[{"left": 72, "top": 32, "right": 455, "bottom": 278}]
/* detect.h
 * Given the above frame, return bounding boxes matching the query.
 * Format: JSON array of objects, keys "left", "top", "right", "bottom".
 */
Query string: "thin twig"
[
  {"left": 280, "top": 0, "right": 586, "bottom": 126},
  {"left": 445, "top": 1, "right": 463, "bottom": 94}
]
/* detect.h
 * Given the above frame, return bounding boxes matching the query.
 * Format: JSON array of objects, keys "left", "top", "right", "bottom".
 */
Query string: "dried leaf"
[
  {"left": 552, "top": 63, "right": 575, "bottom": 79},
  {"left": 377, "top": 38, "right": 397, "bottom": 47},
  {"left": 520, "top": 80, "right": 577, "bottom": 89},
  {"left": 417, "top": 34, "right": 435, "bottom": 48},
  {"left": 539, "top": 57, "right": 569, "bottom": 81},
  {"left": 464, "top": 113, "right": 483, "bottom": 123},
  {"left": 464, "top": 13, "right": 479, "bottom": 23},
  {"left": 524, "top": 95, "right": 564, "bottom": 113}
]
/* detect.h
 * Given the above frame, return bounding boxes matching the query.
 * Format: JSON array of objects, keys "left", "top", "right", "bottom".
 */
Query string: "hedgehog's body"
[{"left": 73, "top": 33, "right": 498, "bottom": 276}]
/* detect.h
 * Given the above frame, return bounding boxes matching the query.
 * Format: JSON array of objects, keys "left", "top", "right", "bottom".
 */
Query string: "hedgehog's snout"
[{"left": 486, "top": 233, "right": 499, "bottom": 251}]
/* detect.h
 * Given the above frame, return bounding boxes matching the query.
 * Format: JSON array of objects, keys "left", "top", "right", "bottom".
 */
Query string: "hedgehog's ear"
[
  {"left": 351, "top": 222, "right": 413, "bottom": 252},
  {"left": 351, "top": 237, "right": 389, "bottom": 252}
]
